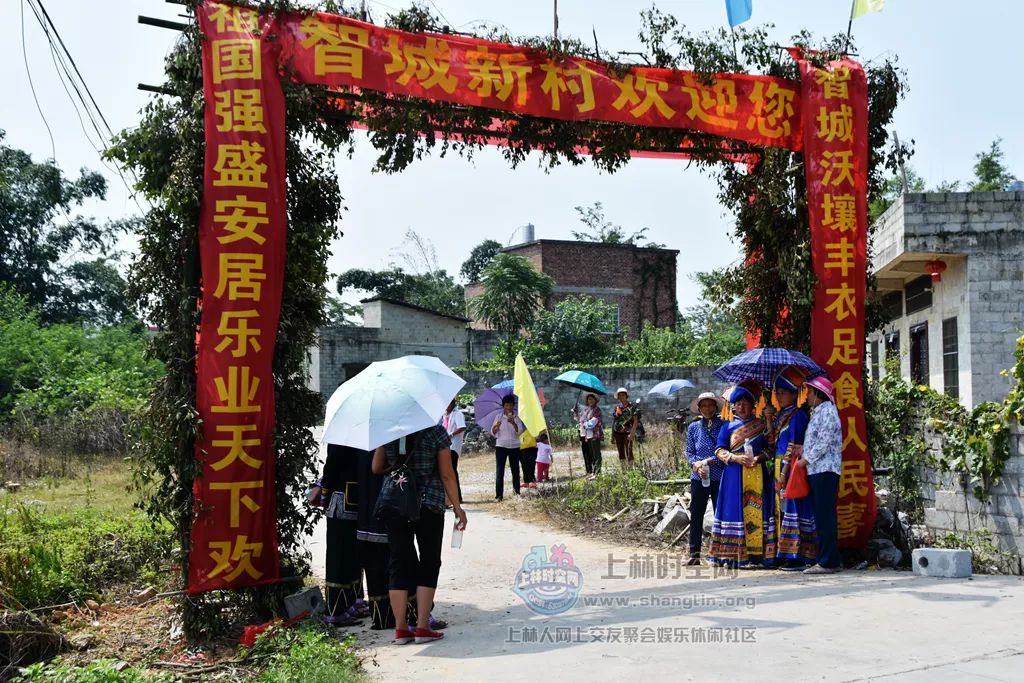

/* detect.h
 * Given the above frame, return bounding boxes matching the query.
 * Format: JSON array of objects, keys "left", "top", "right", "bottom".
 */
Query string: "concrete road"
[{"left": 308, "top": 500, "right": 1024, "bottom": 683}]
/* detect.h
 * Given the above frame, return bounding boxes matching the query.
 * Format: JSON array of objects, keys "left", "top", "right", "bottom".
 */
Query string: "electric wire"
[{"left": 20, "top": 0, "right": 56, "bottom": 161}]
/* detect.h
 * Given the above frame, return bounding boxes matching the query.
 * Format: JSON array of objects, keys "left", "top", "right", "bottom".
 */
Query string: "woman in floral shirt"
[
  {"left": 795, "top": 375, "right": 843, "bottom": 575},
  {"left": 611, "top": 387, "right": 640, "bottom": 471}
]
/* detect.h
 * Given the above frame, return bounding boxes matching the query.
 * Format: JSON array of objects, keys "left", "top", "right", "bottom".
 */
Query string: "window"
[
  {"left": 904, "top": 275, "right": 933, "bottom": 315},
  {"left": 884, "top": 331, "right": 900, "bottom": 368},
  {"left": 942, "top": 317, "right": 959, "bottom": 399},
  {"left": 910, "top": 323, "right": 929, "bottom": 386},
  {"left": 882, "top": 291, "right": 903, "bottom": 321},
  {"left": 870, "top": 340, "right": 880, "bottom": 381}
]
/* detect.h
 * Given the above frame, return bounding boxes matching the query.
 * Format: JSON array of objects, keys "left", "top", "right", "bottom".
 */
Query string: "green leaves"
[{"left": 468, "top": 253, "right": 553, "bottom": 339}]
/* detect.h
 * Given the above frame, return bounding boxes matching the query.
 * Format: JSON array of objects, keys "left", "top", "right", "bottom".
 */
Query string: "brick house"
[
  {"left": 465, "top": 239, "right": 679, "bottom": 338},
  {"left": 868, "top": 191, "right": 1024, "bottom": 407}
]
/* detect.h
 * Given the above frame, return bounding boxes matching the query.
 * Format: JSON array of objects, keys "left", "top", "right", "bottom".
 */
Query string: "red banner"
[
  {"left": 274, "top": 11, "right": 803, "bottom": 150},
  {"left": 793, "top": 49, "right": 876, "bottom": 549},
  {"left": 190, "top": 2, "right": 287, "bottom": 593}
]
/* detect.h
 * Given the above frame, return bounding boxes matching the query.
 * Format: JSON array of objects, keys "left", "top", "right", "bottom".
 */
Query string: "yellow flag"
[
  {"left": 513, "top": 353, "right": 548, "bottom": 437},
  {"left": 852, "top": 0, "right": 885, "bottom": 19}
]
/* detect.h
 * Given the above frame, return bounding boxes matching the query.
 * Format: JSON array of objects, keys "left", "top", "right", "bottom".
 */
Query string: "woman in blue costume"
[
  {"left": 708, "top": 380, "right": 775, "bottom": 567},
  {"left": 766, "top": 367, "right": 817, "bottom": 570}
]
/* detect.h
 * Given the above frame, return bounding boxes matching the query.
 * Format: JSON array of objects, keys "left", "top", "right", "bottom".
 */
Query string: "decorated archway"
[{"left": 188, "top": 0, "right": 874, "bottom": 594}]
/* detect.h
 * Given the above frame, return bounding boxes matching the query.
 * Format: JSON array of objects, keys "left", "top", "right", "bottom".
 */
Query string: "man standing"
[{"left": 443, "top": 400, "right": 466, "bottom": 505}]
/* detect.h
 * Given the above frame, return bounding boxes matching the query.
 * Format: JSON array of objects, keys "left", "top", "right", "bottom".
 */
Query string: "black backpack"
[{"left": 373, "top": 442, "right": 420, "bottom": 523}]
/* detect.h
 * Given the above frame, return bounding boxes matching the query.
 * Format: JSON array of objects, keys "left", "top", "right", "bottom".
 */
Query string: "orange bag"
[{"left": 785, "top": 458, "right": 810, "bottom": 499}]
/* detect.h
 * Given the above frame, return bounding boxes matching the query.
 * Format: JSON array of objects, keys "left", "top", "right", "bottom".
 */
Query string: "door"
[{"left": 910, "top": 324, "right": 929, "bottom": 386}]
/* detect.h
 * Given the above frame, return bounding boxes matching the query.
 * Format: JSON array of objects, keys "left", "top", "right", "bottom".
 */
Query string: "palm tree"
[{"left": 468, "top": 254, "right": 553, "bottom": 340}]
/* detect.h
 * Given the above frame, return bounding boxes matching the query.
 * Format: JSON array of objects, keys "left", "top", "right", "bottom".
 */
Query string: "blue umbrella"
[
  {"left": 553, "top": 370, "right": 607, "bottom": 395},
  {"left": 491, "top": 379, "right": 514, "bottom": 390},
  {"left": 647, "top": 379, "right": 696, "bottom": 397},
  {"left": 713, "top": 348, "right": 826, "bottom": 384},
  {"left": 473, "top": 386, "right": 515, "bottom": 432}
]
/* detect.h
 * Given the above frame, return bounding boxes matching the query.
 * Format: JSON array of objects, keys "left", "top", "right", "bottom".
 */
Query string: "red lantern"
[{"left": 925, "top": 259, "right": 947, "bottom": 283}]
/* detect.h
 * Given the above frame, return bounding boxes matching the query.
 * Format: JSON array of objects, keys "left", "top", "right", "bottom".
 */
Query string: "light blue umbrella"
[
  {"left": 647, "top": 379, "right": 696, "bottom": 397},
  {"left": 322, "top": 355, "right": 466, "bottom": 450},
  {"left": 492, "top": 379, "right": 514, "bottom": 390},
  {"left": 553, "top": 370, "right": 607, "bottom": 395}
]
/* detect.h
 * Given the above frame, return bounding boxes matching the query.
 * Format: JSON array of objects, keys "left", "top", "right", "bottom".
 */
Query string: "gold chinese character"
[
  {"left": 207, "top": 535, "right": 264, "bottom": 581},
  {"left": 210, "top": 424, "right": 262, "bottom": 470},
  {"left": 212, "top": 39, "right": 260, "bottom": 84},
  {"left": 611, "top": 74, "right": 675, "bottom": 120},
  {"left": 833, "top": 371, "right": 863, "bottom": 410},
  {"left": 814, "top": 66, "right": 852, "bottom": 100},
  {"left": 822, "top": 193, "right": 857, "bottom": 233},
  {"left": 215, "top": 253, "right": 265, "bottom": 301},
  {"left": 824, "top": 238, "right": 856, "bottom": 278},
  {"left": 213, "top": 365, "right": 260, "bottom": 414},
  {"left": 215, "top": 310, "right": 262, "bottom": 357},
  {"left": 539, "top": 60, "right": 595, "bottom": 113},
  {"left": 214, "top": 195, "right": 268, "bottom": 246},
  {"left": 299, "top": 17, "right": 371, "bottom": 79},
  {"left": 384, "top": 35, "right": 457, "bottom": 94},
  {"left": 209, "top": 480, "right": 263, "bottom": 527},
  {"left": 827, "top": 328, "right": 859, "bottom": 366},
  {"left": 825, "top": 282, "right": 857, "bottom": 322},
  {"left": 839, "top": 460, "right": 870, "bottom": 498},
  {"left": 214, "top": 90, "right": 266, "bottom": 133},
  {"left": 745, "top": 81, "right": 795, "bottom": 139},
  {"left": 466, "top": 47, "right": 531, "bottom": 106},
  {"left": 816, "top": 104, "right": 854, "bottom": 143},
  {"left": 836, "top": 502, "right": 867, "bottom": 539},
  {"left": 821, "top": 150, "right": 856, "bottom": 187},
  {"left": 212, "top": 141, "right": 268, "bottom": 188},
  {"left": 208, "top": 5, "right": 258, "bottom": 34},
  {"left": 681, "top": 74, "right": 738, "bottom": 129},
  {"left": 842, "top": 416, "right": 868, "bottom": 451}
]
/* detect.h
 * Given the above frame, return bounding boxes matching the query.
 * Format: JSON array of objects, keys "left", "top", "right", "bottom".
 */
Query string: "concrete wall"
[
  {"left": 458, "top": 365, "right": 722, "bottom": 426},
  {"left": 919, "top": 421, "right": 1024, "bottom": 574}
]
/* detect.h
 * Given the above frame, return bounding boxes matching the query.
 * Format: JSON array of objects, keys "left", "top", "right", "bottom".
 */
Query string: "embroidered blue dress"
[
  {"left": 772, "top": 405, "right": 817, "bottom": 564},
  {"left": 708, "top": 417, "right": 774, "bottom": 567}
]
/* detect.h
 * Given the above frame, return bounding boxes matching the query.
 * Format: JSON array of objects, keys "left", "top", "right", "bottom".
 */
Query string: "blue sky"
[{"left": 2, "top": 1, "right": 1020, "bottom": 309}]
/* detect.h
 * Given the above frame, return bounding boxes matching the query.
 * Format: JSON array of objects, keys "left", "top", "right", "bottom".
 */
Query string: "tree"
[
  {"left": 524, "top": 295, "right": 617, "bottom": 366},
  {"left": 869, "top": 165, "right": 925, "bottom": 224},
  {"left": 0, "top": 130, "right": 132, "bottom": 324},
  {"left": 969, "top": 138, "right": 1017, "bottom": 192},
  {"left": 468, "top": 253, "right": 553, "bottom": 339},
  {"left": 571, "top": 202, "right": 662, "bottom": 246},
  {"left": 337, "top": 267, "right": 465, "bottom": 318},
  {"left": 460, "top": 239, "right": 502, "bottom": 283},
  {"left": 323, "top": 294, "right": 361, "bottom": 326}
]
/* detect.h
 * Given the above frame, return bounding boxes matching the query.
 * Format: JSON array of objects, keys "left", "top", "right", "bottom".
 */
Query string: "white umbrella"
[{"left": 322, "top": 355, "right": 466, "bottom": 451}]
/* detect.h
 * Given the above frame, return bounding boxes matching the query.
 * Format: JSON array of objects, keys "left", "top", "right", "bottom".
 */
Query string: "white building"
[{"left": 868, "top": 191, "right": 1024, "bottom": 407}]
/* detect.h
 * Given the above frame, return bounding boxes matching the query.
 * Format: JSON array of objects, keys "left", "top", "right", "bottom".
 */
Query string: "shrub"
[
  {"left": 244, "top": 623, "right": 365, "bottom": 683},
  {"left": 13, "top": 660, "right": 173, "bottom": 683}
]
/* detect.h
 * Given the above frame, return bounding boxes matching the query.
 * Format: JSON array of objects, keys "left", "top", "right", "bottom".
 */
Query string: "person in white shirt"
[
  {"left": 443, "top": 400, "right": 466, "bottom": 504},
  {"left": 491, "top": 395, "right": 525, "bottom": 501},
  {"left": 535, "top": 432, "right": 553, "bottom": 482}
]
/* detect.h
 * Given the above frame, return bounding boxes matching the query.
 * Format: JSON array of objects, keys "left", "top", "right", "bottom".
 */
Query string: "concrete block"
[
  {"left": 283, "top": 586, "right": 326, "bottom": 620},
  {"left": 912, "top": 548, "right": 972, "bottom": 578},
  {"left": 924, "top": 507, "right": 955, "bottom": 531},
  {"left": 654, "top": 507, "right": 689, "bottom": 535},
  {"left": 994, "top": 494, "right": 1024, "bottom": 518},
  {"left": 988, "top": 514, "right": 1022, "bottom": 535}
]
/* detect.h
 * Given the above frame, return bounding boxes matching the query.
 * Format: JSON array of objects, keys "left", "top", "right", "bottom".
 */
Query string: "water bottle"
[
  {"left": 451, "top": 522, "right": 464, "bottom": 549},
  {"left": 700, "top": 463, "right": 711, "bottom": 488},
  {"left": 743, "top": 438, "right": 754, "bottom": 461}
]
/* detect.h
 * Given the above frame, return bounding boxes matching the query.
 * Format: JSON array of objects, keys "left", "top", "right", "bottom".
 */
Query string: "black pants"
[
  {"left": 386, "top": 506, "right": 445, "bottom": 590},
  {"left": 495, "top": 446, "right": 521, "bottom": 499},
  {"left": 585, "top": 438, "right": 602, "bottom": 474},
  {"left": 581, "top": 437, "right": 593, "bottom": 473},
  {"left": 688, "top": 479, "right": 721, "bottom": 556},
  {"left": 809, "top": 471, "right": 841, "bottom": 569},
  {"left": 325, "top": 517, "right": 360, "bottom": 619},
  {"left": 359, "top": 540, "right": 394, "bottom": 629},
  {"left": 520, "top": 447, "right": 537, "bottom": 484},
  {"left": 451, "top": 450, "right": 463, "bottom": 504}
]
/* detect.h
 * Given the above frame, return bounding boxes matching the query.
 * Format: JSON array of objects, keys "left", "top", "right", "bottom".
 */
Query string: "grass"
[{"left": 246, "top": 623, "right": 366, "bottom": 683}]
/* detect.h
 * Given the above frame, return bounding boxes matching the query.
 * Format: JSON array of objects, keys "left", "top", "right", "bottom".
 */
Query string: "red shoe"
[
  {"left": 414, "top": 627, "right": 445, "bottom": 643},
  {"left": 394, "top": 628, "right": 415, "bottom": 644}
]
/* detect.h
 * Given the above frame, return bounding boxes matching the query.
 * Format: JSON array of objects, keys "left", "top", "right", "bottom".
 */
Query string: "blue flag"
[{"left": 726, "top": 0, "right": 752, "bottom": 27}]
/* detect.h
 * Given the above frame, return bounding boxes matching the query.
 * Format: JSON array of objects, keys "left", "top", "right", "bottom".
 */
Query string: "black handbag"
[{"left": 373, "top": 444, "right": 420, "bottom": 523}]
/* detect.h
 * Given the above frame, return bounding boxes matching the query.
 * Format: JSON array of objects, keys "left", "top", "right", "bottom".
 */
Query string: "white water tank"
[{"left": 510, "top": 223, "right": 535, "bottom": 245}]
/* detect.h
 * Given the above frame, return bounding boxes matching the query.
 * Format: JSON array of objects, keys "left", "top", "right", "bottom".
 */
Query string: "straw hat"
[{"left": 689, "top": 391, "right": 725, "bottom": 414}]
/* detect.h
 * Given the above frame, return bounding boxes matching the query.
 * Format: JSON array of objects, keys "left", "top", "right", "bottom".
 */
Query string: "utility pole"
[{"left": 553, "top": 0, "right": 559, "bottom": 40}]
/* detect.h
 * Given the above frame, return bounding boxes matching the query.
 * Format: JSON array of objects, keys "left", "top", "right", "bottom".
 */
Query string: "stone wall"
[
  {"left": 919, "top": 421, "right": 1024, "bottom": 574},
  {"left": 457, "top": 365, "right": 723, "bottom": 427}
]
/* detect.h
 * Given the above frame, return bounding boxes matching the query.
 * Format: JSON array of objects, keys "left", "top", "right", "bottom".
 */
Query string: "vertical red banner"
[
  {"left": 794, "top": 50, "right": 876, "bottom": 549},
  {"left": 189, "top": 2, "right": 287, "bottom": 593}
]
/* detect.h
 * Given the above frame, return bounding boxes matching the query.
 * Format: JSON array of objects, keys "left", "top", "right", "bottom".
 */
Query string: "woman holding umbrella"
[
  {"left": 708, "top": 380, "right": 775, "bottom": 567},
  {"left": 574, "top": 393, "right": 604, "bottom": 477}
]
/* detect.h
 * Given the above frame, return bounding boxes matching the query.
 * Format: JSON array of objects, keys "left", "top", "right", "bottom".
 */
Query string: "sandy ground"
[{"left": 308, "top": 445, "right": 1024, "bottom": 682}]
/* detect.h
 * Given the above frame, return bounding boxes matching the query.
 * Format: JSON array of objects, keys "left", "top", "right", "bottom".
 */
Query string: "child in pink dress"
[{"left": 535, "top": 433, "right": 553, "bottom": 482}]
